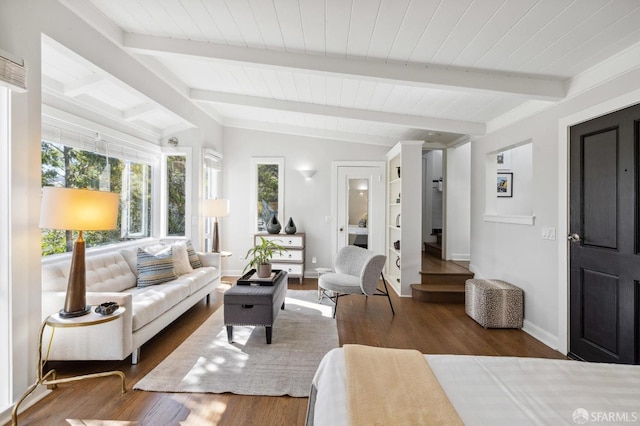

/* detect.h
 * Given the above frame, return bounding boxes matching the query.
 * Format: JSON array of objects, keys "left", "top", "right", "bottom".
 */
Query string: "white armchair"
[{"left": 318, "top": 245, "right": 394, "bottom": 318}]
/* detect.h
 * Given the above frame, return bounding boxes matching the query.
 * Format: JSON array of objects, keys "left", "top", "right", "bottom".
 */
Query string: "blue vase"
[
  {"left": 285, "top": 217, "right": 297, "bottom": 234},
  {"left": 267, "top": 214, "right": 281, "bottom": 234}
]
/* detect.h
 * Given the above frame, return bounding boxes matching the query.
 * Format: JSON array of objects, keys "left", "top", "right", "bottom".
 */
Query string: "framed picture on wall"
[{"left": 497, "top": 172, "right": 513, "bottom": 197}]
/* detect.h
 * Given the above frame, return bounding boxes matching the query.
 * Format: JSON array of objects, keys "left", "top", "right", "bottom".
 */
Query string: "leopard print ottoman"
[{"left": 465, "top": 279, "right": 523, "bottom": 328}]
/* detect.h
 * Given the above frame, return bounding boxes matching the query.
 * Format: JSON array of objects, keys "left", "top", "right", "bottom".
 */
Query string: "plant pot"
[{"left": 257, "top": 263, "right": 272, "bottom": 278}]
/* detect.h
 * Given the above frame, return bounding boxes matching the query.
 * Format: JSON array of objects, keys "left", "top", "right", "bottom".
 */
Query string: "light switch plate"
[{"left": 541, "top": 227, "right": 556, "bottom": 240}]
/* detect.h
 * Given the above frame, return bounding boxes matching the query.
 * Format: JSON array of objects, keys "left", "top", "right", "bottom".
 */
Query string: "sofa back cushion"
[{"left": 42, "top": 251, "right": 137, "bottom": 293}]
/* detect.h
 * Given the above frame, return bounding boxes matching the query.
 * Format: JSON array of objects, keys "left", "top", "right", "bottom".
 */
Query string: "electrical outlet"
[{"left": 312, "top": 256, "right": 317, "bottom": 264}]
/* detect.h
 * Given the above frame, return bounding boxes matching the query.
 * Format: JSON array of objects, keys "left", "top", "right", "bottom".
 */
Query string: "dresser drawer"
[
  {"left": 272, "top": 249, "right": 304, "bottom": 262},
  {"left": 272, "top": 263, "right": 303, "bottom": 276},
  {"left": 256, "top": 234, "right": 304, "bottom": 248}
]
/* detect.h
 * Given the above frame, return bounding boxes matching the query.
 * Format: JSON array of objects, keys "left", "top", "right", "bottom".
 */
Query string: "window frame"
[
  {"left": 203, "top": 149, "right": 222, "bottom": 251},
  {"left": 0, "top": 86, "right": 10, "bottom": 409}
]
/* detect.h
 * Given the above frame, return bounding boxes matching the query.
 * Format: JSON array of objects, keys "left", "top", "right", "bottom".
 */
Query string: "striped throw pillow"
[
  {"left": 185, "top": 241, "right": 203, "bottom": 269},
  {"left": 136, "top": 247, "right": 177, "bottom": 287}
]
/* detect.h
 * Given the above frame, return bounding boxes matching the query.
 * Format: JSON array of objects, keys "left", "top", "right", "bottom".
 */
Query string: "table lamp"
[
  {"left": 203, "top": 198, "right": 230, "bottom": 253},
  {"left": 39, "top": 187, "right": 119, "bottom": 318}
]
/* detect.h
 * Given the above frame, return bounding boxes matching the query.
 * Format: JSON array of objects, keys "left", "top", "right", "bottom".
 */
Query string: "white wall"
[
  {"left": 221, "top": 127, "right": 389, "bottom": 275},
  {"left": 445, "top": 142, "right": 471, "bottom": 261},
  {"left": 469, "top": 64, "right": 640, "bottom": 351}
]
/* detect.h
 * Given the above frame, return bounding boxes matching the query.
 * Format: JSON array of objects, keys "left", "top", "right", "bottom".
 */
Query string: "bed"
[{"left": 306, "top": 346, "right": 640, "bottom": 425}]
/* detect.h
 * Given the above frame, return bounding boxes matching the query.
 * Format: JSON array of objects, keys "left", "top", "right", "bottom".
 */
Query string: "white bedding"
[{"left": 310, "top": 348, "right": 640, "bottom": 425}]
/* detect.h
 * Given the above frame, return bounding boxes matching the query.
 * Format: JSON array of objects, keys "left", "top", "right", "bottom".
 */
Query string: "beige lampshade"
[
  {"left": 203, "top": 198, "right": 230, "bottom": 218},
  {"left": 39, "top": 187, "right": 119, "bottom": 230}
]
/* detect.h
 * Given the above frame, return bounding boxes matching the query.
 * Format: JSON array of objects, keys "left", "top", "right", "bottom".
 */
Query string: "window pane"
[
  {"left": 257, "top": 164, "right": 279, "bottom": 232},
  {"left": 41, "top": 141, "right": 152, "bottom": 255},
  {"left": 167, "top": 155, "right": 186, "bottom": 236}
]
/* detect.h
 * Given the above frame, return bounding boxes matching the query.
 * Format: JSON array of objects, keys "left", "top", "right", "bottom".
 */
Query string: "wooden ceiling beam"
[
  {"left": 190, "top": 89, "right": 485, "bottom": 135},
  {"left": 126, "top": 33, "right": 566, "bottom": 101}
]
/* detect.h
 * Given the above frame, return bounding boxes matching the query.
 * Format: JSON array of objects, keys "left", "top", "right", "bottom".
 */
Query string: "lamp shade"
[
  {"left": 203, "top": 198, "right": 230, "bottom": 218},
  {"left": 39, "top": 187, "right": 119, "bottom": 231}
]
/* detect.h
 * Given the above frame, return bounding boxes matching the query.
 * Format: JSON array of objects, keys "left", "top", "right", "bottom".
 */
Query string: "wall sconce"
[
  {"left": 299, "top": 169, "right": 316, "bottom": 179},
  {"left": 168, "top": 137, "right": 179, "bottom": 147}
]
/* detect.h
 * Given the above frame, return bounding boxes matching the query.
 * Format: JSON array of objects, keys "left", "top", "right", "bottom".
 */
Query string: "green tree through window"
[
  {"left": 41, "top": 141, "right": 151, "bottom": 255},
  {"left": 167, "top": 155, "right": 186, "bottom": 236},
  {"left": 257, "top": 164, "right": 279, "bottom": 231}
]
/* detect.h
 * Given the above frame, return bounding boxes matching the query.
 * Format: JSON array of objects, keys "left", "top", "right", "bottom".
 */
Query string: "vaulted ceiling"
[{"left": 49, "top": 0, "right": 640, "bottom": 146}]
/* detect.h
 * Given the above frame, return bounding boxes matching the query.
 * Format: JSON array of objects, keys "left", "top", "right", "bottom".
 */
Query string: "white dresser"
[{"left": 254, "top": 233, "right": 305, "bottom": 285}]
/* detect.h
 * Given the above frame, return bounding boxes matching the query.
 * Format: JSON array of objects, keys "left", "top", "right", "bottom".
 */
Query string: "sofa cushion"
[
  {"left": 172, "top": 266, "right": 218, "bottom": 295},
  {"left": 136, "top": 247, "right": 177, "bottom": 287},
  {"left": 42, "top": 251, "right": 136, "bottom": 293},
  {"left": 125, "top": 282, "right": 191, "bottom": 331}
]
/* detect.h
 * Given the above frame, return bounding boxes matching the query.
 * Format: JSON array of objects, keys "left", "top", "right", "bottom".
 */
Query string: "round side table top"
[{"left": 46, "top": 306, "right": 125, "bottom": 328}]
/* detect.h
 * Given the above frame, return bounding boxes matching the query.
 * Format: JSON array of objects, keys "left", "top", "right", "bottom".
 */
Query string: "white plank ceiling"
[{"left": 49, "top": 0, "right": 640, "bottom": 146}]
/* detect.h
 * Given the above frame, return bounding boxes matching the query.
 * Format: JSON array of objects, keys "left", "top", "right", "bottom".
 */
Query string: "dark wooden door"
[{"left": 569, "top": 103, "right": 640, "bottom": 364}]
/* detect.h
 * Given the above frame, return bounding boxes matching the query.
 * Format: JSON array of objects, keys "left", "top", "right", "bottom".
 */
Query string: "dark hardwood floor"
[{"left": 9, "top": 275, "right": 564, "bottom": 426}]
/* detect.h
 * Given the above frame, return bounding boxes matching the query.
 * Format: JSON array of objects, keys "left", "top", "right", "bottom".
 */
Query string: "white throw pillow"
[{"left": 173, "top": 244, "right": 194, "bottom": 275}]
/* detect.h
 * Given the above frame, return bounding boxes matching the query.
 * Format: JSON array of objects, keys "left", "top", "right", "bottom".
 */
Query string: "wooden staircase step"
[
  {"left": 411, "top": 284, "right": 465, "bottom": 304},
  {"left": 419, "top": 271, "right": 474, "bottom": 285}
]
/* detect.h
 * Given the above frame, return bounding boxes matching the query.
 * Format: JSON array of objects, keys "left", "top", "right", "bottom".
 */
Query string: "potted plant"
[{"left": 243, "top": 236, "right": 286, "bottom": 278}]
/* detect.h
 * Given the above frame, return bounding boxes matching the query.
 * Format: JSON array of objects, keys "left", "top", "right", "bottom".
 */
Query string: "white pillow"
[{"left": 173, "top": 244, "right": 194, "bottom": 275}]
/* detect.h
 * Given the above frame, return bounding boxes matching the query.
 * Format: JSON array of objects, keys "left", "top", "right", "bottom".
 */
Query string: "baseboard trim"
[
  {"left": 522, "top": 320, "right": 560, "bottom": 352},
  {"left": 450, "top": 253, "right": 470, "bottom": 261},
  {"left": 0, "top": 386, "right": 51, "bottom": 425}
]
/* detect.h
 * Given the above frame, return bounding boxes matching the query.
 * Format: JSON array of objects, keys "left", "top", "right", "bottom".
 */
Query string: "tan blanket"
[{"left": 344, "top": 344, "right": 463, "bottom": 426}]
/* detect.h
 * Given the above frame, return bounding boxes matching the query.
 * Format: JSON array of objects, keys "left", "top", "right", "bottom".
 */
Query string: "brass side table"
[{"left": 11, "top": 307, "right": 127, "bottom": 425}]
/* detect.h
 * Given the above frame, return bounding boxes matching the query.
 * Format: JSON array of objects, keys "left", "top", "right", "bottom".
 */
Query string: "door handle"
[
  {"left": 567, "top": 233, "right": 581, "bottom": 242},
  {"left": 339, "top": 227, "right": 344, "bottom": 232}
]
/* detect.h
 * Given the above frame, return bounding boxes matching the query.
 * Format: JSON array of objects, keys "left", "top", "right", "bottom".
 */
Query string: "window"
[
  {"left": 250, "top": 157, "right": 284, "bottom": 233},
  {"left": 203, "top": 149, "right": 222, "bottom": 251},
  {"left": 166, "top": 155, "right": 186, "bottom": 236},
  {"left": 40, "top": 139, "right": 153, "bottom": 255}
]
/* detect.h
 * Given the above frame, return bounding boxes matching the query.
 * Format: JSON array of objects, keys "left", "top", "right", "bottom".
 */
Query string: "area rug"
[{"left": 134, "top": 290, "right": 338, "bottom": 397}]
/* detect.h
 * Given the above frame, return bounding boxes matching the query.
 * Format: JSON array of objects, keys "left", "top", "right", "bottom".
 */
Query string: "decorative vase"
[
  {"left": 396, "top": 166, "right": 401, "bottom": 178},
  {"left": 393, "top": 240, "right": 400, "bottom": 250},
  {"left": 395, "top": 213, "right": 401, "bottom": 228},
  {"left": 285, "top": 217, "right": 297, "bottom": 234},
  {"left": 266, "top": 214, "right": 281, "bottom": 234},
  {"left": 257, "top": 263, "right": 272, "bottom": 278}
]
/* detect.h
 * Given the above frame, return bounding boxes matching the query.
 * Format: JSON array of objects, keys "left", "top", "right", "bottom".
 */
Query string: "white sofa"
[{"left": 41, "top": 239, "right": 221, "bottom": 364}]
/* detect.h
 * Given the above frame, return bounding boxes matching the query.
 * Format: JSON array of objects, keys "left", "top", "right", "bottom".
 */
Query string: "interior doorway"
[
  {"left": 422, "top": 150, "right": 444, "bottom": 259},
  {"left": 331, "top": 162, "right": 385, "bottom": 265}
]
